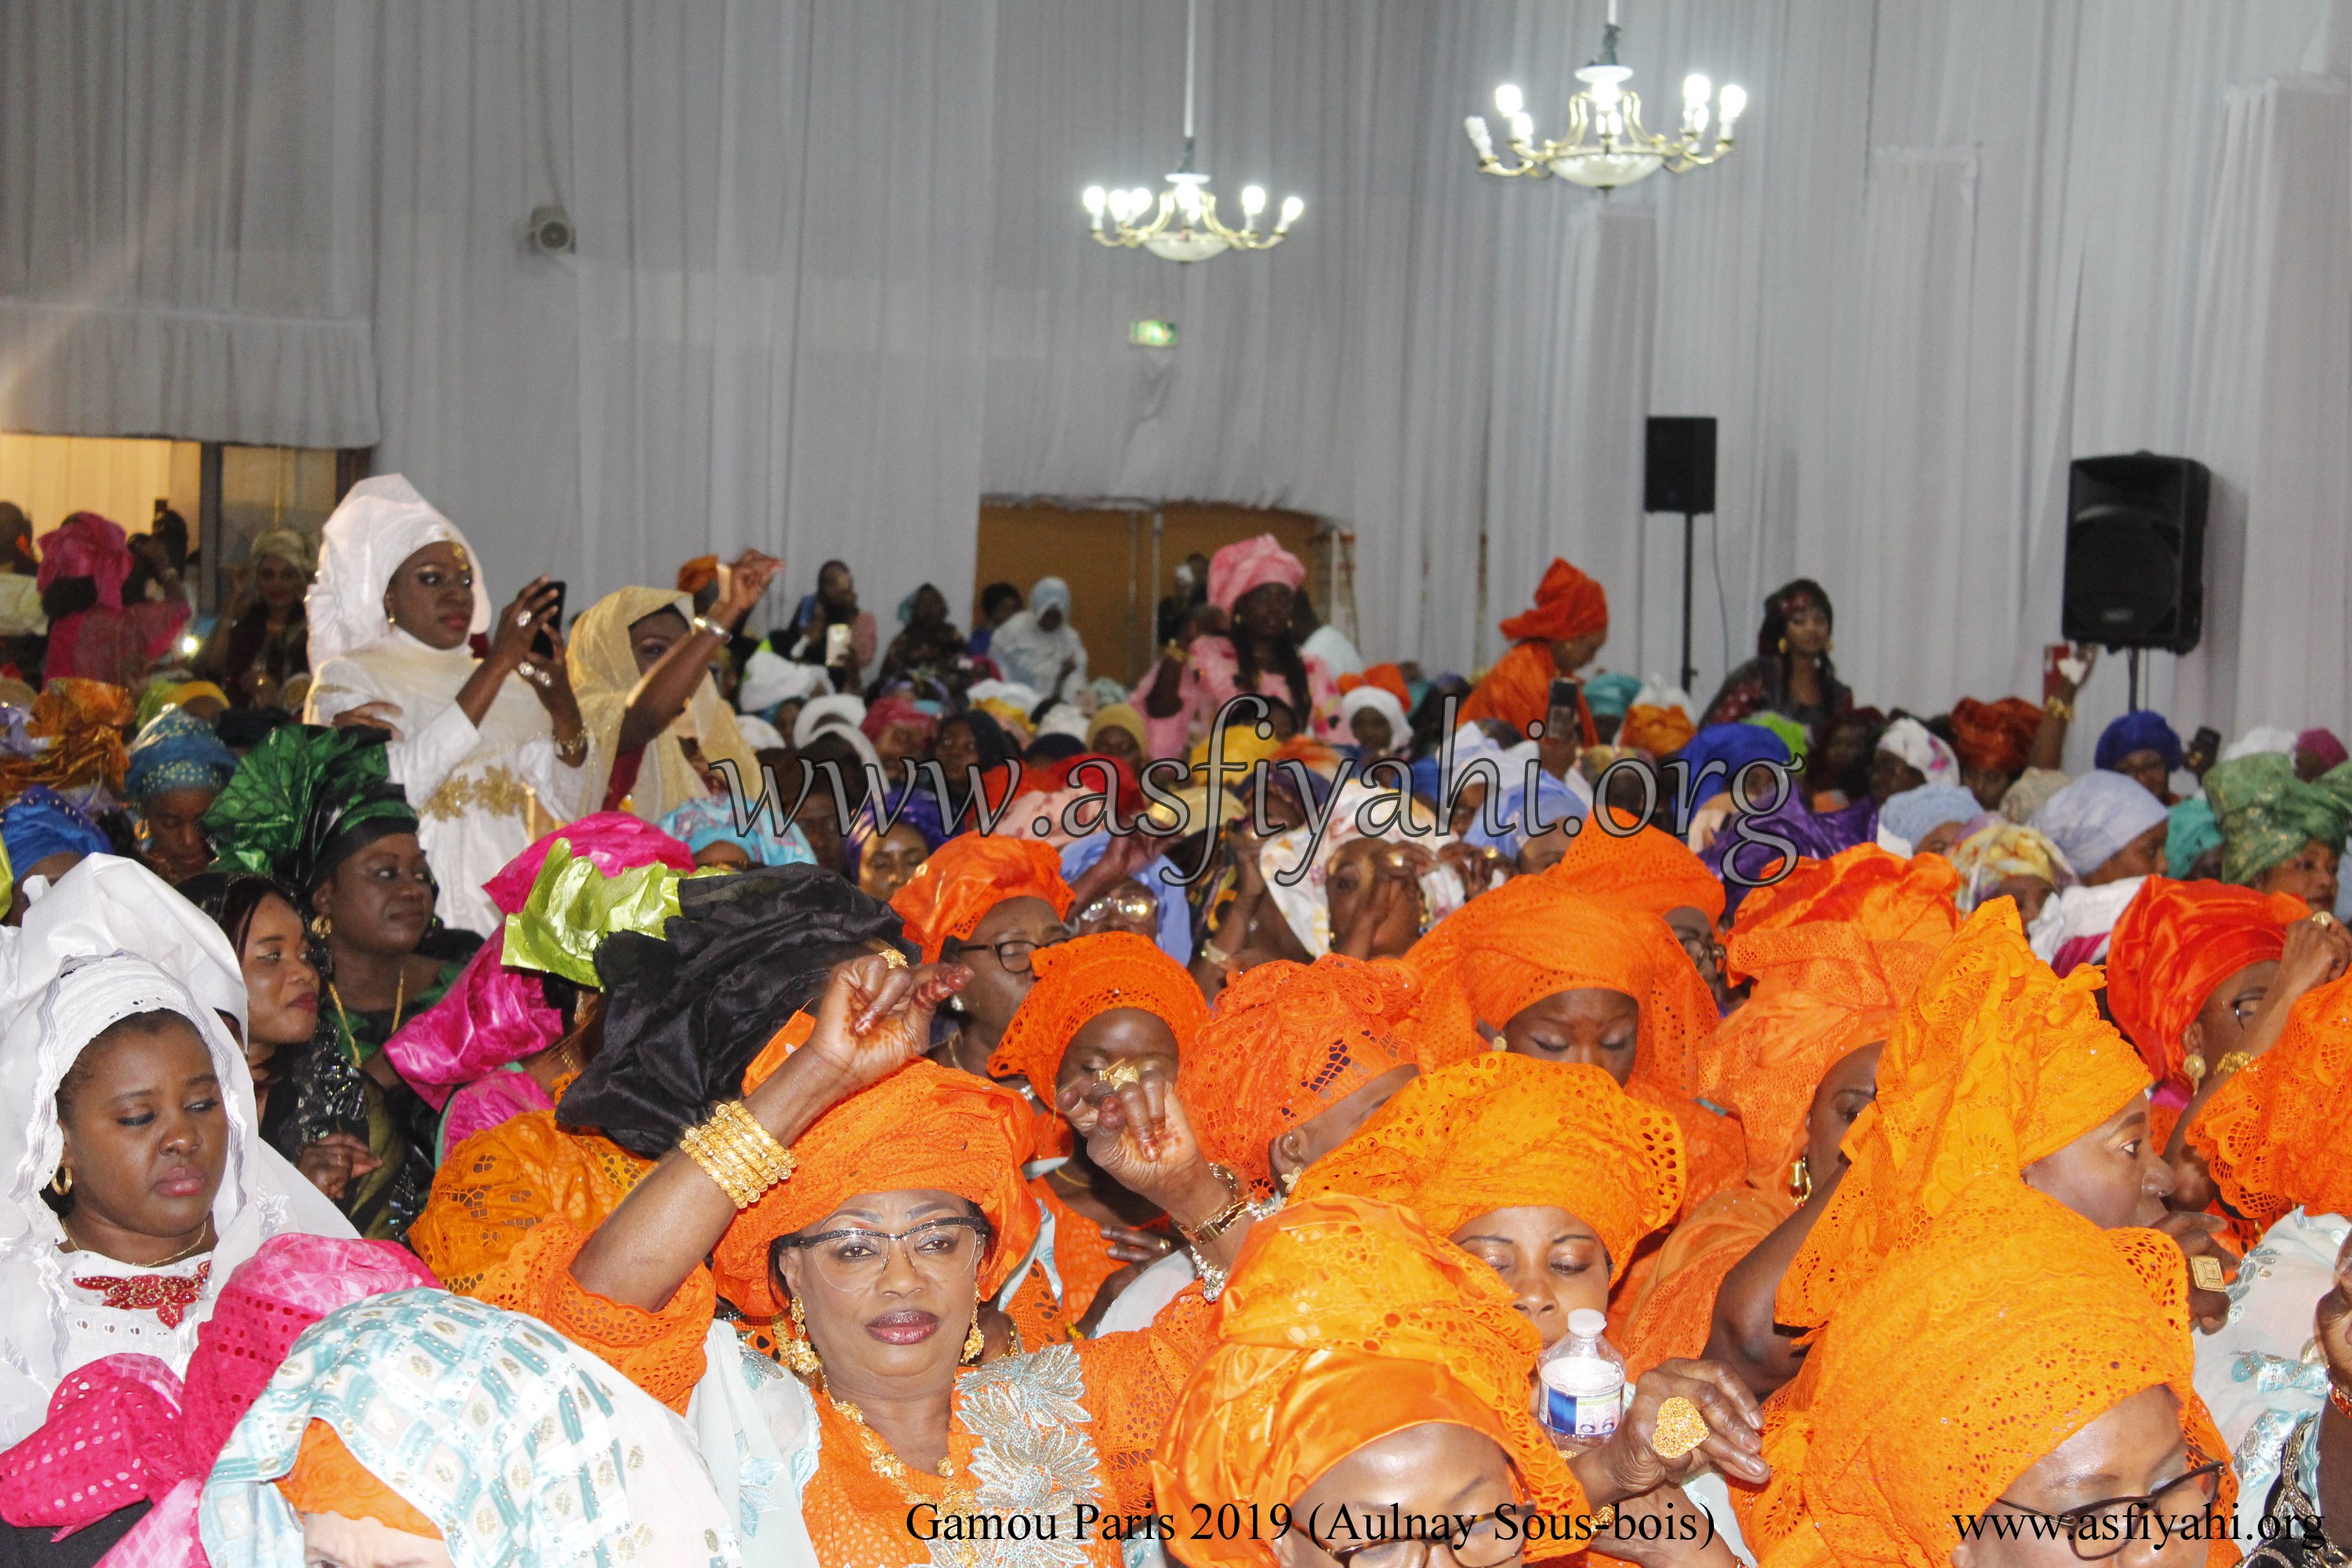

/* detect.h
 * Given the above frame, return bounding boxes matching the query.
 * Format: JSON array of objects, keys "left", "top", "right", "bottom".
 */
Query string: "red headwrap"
[
  {"left": 1499, "top": 557, "right": 1609, "bottom": 644},
  {"left": 1947, "top": 696, "right": 2044, "bottom": 775}
]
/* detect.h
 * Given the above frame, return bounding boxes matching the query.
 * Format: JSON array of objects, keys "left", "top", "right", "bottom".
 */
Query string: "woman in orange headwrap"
[
  {"left": 1400, "top": 877, "right": 1748, "bottom": 1222},
  {"left": 1757, "top": 1174, "right": 2232, "bottom": 1568},
  {"left": 1157, "top": 1192, "right": 1766, "bottom": 1568},
  {"left": 2105, "top": 877, "right": 2343, "bottom": 1155},
  {"left": 506, "top": 953, "right": 1250, "bottom": 1568},
  {"left": 1460, "top": 558, "right": 1609, "bottom": 741},
  {"left": 1619, "top": 847, "right": 1960, "bottom": 1382},
  {"left": 1947, "top": 694, "right": 2051, "bottom": 811},
  {"left": 1547, "top": 813, "right": 1731, "bottom": 1007},
  {"left": 891, "top": 832, "right": 1076, "bottom": 1085},
  {"left": 990, "top": 931, "right": 1211, "bottom": 1329}
]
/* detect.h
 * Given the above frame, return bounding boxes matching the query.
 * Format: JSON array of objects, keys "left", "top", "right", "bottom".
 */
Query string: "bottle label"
[{"left": 1542, "top": 1383, "right": 1623, "bottom": 1443}]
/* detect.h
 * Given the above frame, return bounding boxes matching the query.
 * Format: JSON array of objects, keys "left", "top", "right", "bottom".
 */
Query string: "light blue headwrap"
[
  {"left": 659, "top": 793, "right": 815, "bottom": 868},
  {"left": 1879, "top": 784, "right": 1984, "bottom": 848},
  {"left": 125, "top": 706, "right": 239, "bottom": 802},
  {"left": 2030, "top": 770, "right": 2169, "bottom": 878}
]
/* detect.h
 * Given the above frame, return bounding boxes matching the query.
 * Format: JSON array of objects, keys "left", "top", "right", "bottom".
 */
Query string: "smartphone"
[
  {"left": 2185, "top": 726, "right": 2222, "bottom": 774},
  {"left": 825, "top": 622, "right": 853, "bottom": 668},
  {"left": 1546, "top": 677, "right": 1583, "bottom": 738},
  {"left": 531, "top": 580, "right": 567, "bottom": 659}
]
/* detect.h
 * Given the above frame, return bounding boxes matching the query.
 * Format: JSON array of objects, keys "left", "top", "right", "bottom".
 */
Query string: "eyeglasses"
[
  {"left": 1312, "top": 1511, "right": 1523, "bottom": 1568},
  {"left": 1992, "top": 1461, "right": 2223, "bottom": 1562},
  {"left": 771, "top": 1217, "right": 992, "bottom": 1290},
  {"left": 948, "top": 931, "right": 1070, "bottom": 975},
  {"left": 1076, "top": 888, "right": 1160, "bottom": 926}
]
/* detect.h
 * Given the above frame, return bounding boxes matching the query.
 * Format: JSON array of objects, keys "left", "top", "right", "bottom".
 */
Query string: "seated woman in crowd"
[
  {"left": 1142, "top": 535, "right": 1341, "bottom": 756},
  {"left": 2029, "top": 769, "right": 2174, "bottom": 973},
  {"left": 984, "top": 578, "right": 1088, "bottom": 704},
  {"left": 122, "top": 706, "right": 238, "bottom": 885},
  {"left": 1944, "top": 817, "right": 2073, "bottom": 918},
  {"left": 4, "top": 787, "right": 120, "bottom": 922},
  {"left": 875, "top": 582, "right": 968, "bottom": 691},
  {"left": 2206, "top": 750, "right": 2350, "bottom": 910},
  {"left": 195, "top": 527, "right": 316, "bottom": 710},
  {"left": 1753, "top": 1175, "right": 2230, "bottom": 1568},
  {"left": 1947, "top": 692, "right": 2050, "bottom": 811},
  {"left": 1159, "top": 1192, "right": 1765, "bottom": 1568},
  {"left": 661, "top": 790, "right": 815, "bottom": 869},
  {"left": 302, "top": 475, "right": 590, "bottom": 935},
  {"left": 779, "top": 559, "right": 876, "bottom": 692},
  {"left": 0, "top": 954, "right": 354, "bottom": 1445},
  {"left": 1261, "top": 779, "right": 1470, "bottom": 962},
  {"left": 36, "top": 513, "right": 190, "bottom": 689},
  {"left": 1702, "top": 579, "right": 1853, "bottom": 746},
  {"left": 568, "top": 557, "right": 775, "bottom": 822},
  {"left": 891, "top": 833, "right": 1076, "bottom": 1083}
]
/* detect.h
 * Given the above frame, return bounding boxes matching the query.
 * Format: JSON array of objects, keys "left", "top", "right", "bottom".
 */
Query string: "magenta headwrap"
[
  {"left": 0, "top": 1234, "right": 436, "bottom": 1549},
  {"left": 34, "top": 513, "right": 133, "bottom": 609},
  {"left": 2299, "top": 728, "right": 2349, "bottom": 772},
  {"left": 387, "top": 812, "right": 695, "bottom": 1106},
  {"left": 1207, "top": 533, "right": 1306, "bottom": 613}
]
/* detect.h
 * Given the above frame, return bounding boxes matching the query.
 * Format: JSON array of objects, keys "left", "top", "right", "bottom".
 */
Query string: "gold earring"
[
  {"left": 1788, "top": 1154, "right": 1812, "bottom": 1204},
  {"left": 310, "top": 913, "right": 332, "bottom": 940},
  {"left": 49, "top": 1166, "right": 71, "bottom": 1197},
  {"left": 962, "top": 1287, "right": 985, "bottom": 1365},
  {"left": 782, "top": 1297, "right": 822, "bottom": 1374},
  {"left": 1777, "top": 637, "right": 1789, "bottom": 655},
  {"left": 1278, "top": 1165, "right": 1301, "bottom": 1196}
]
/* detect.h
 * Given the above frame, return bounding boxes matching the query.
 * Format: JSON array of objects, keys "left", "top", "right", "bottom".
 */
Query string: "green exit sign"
[{"left": 1129, "top": 319, "right": 1178, "bottom": 347}]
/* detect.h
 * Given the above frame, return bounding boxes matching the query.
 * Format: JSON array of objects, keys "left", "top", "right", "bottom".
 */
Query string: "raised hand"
[
  {"left": 489, "top": 577, "right": 562, "bottom": 669},
  {"left": 1057, "top": 1065, "right": 1231, "bottom": 1229},
  {"left": 793, "top": 953, "right": 971, "bottom": 1102},
  {"left": 713, "top": 551, "right": 782, "bottom": 630}
]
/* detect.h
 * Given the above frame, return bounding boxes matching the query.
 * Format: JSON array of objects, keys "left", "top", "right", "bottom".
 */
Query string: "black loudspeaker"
[
  {"left": 2061, "top": 452, "right": 2208, "bottom": 653},
  {"left": 1645, "top": 416, "right": 1717, "bottom": 514}
]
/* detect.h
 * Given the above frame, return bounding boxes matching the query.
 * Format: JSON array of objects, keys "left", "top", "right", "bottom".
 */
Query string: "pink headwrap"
[
  {"left": 387, "top": 813, "right": 695, "bottom": 1106},
  {"left": 34, "top": 513, "right": 133, "bottom": 610},
  {"left": 2299, "top": 728, "right": 2349, "bottom": 773},
  {"left": 1207, "top": 533, "right": 1306, "bottom": 613},
  {"left": 862, "top": 691, "right": 938, "bottom": 747},
  {"left": 0, "top": 1234, "right": 436, "bottom": 1555}
]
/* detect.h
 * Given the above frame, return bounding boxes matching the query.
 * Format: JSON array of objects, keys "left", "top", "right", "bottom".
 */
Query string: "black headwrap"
[{"left": 557, "top": 862, "right": 916, "bottom": 1158}]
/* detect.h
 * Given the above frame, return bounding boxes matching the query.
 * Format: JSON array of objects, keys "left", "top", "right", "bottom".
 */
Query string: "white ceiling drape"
[{"left": 2, "top": 0, "right": 2347, "bottom": 748}]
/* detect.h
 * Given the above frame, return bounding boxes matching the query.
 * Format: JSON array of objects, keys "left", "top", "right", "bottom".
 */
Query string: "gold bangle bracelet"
[{"left": 681, "top": 1100, "right": 797, "bottom": 1208}]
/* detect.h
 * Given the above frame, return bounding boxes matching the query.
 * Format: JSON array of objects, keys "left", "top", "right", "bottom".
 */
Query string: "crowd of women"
[{"left": 0, "top": 473, "right": 2340, "bottom": 1568}]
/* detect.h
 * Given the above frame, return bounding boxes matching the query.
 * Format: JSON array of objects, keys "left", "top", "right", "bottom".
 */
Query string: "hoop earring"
[
  {"left": 1787, "top": 1154, "right": 1812, "bottom": 1204},
  {"left": 49, "top": 1166, "right": 71, "bottom": 1197},
  {"left": 782, "top": 1297, "right": 822, "bottom": 1374},
  {"left": 962, "top": 1286, "right": 985, "bottom": 1365}
]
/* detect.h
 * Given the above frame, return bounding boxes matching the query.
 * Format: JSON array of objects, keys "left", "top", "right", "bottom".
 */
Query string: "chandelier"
[
  {"left": 1080, "top": 0, "right": 1303, "bottom": 263},
  {"left": 1464, "top": 0, "right": 1746, "bottom": 191}
]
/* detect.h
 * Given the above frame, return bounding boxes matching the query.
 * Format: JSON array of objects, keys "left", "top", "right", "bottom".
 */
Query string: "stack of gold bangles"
[{"left": 681, "top": 1099, "right": 798, "bottom": 1208}]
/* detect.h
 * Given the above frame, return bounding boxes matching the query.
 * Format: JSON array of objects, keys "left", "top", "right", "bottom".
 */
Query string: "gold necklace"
[
  {"left": 64, "top": 1219, "right": 215, "bottom": 1266},
  {"left": 327, "top": 964, "right": 408, "bottom": 1054},
  {"left": 826, "top": 1388, "right": 978, "bottom": 1568}
]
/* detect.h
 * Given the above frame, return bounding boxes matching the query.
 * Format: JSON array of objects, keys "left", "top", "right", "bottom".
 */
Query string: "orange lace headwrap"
[
  {"left": 1294, "top": 1057, "right": 1683, "bottom": 1282},
  {"left": 2105, "top": 877, "right": 2307, "bottom": 1087},
  {"left": 1498, "top": 557, "right": 1609, "bottom": 644},
  {"left": 1180, "top": 954, "right": 1419, "bottom": 1196},
  {"left": 988, "top": 931, "right": 1207, "bottom": 1103},
  {"left": 2189, "top": 967, "right": 2352, "bottom": 1234},
  {"left": 276, "top": 1420, "right": 443, "bottom": 1538},
  {"left": 1695, "top": 847, "right": 1961, "bottom": 1186},
  {"left": 1759, "top": 1176, "right": 2230, "bottom": 1568},
  {"left": 1151, "top": 1194, "right": 1590, "bottom": 1568},
  {"left": 709, "top": 1058, "right": 1038, "bottom": 1316},
  {"left": 888, "top": 833, "right": 1073, "bottom": 963},
  {"left": 1545, "top": 812, "right": 1726, "bottom": 925},
  {"left": 1775, "top": 898, "right": 2151, "bottom": 1330}
]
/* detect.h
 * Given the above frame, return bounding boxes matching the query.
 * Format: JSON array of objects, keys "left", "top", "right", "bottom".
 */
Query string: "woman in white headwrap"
[
  {"left": 0, "top": 953, "right": 354, "bottom": 1444},
  {"left": 300, "top": 477, "right": 590, "bottom": 934},
  {"left": 985, "top": 577, "right": 1088, "bottom": 702}
]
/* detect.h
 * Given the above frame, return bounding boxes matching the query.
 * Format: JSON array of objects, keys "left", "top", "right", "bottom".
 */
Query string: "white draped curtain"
[{"left": 3, "top": 0, "right": 2349, "bottom": 746}]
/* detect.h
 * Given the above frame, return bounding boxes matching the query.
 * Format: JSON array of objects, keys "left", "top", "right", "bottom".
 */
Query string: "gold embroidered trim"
[{"left": 420, "top": 765, "right": 532, "bottom": 822}]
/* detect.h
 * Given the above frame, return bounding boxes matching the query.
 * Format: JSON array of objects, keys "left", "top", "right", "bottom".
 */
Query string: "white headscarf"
[
  {"left": 1875, "top": 716, "right": 1961, "bottom": 789},
  {"left": 1339, "top": 685, "right": 1410, "bottom": 756},
  {"left": 988, "top": 579, "right": 1087, "bottom": 699},
  {"left": 2223, "top": 725, "right": 2300, "bottom": 763},
  {"left": 305, "top": 476, "right": 492, "bottom": 667},
  {"left": 738, "top": 648, "right": 832, "bottom": 715},
  {"left": 5, "top": 855, "right": 247, "bottom": 1033},
  {"left": 0, "top": 954, "right": 354, "bottom": 1442}
]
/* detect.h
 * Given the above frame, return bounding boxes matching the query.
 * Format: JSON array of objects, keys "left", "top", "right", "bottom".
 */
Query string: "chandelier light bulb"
[
  {"left": 1465, "top": 116, "right": 1496, "bottom": 158},
  {"left": 1719, "top": 83, "right": 1748, "bottom": 125},
  {"left": 1682, "top": 73, "right": 1711, "bottom": 107},
  {"left": 1277, "top": 194, "right": 1305, "bottom": 230},
  {"left": 1494, "top": 82, "right": 1525, "bottom": 118},
  {"left": 1083, "top": 185, "right": 1108, "bottom": 216},
  {"left": 1241, "top": 184, "right": 1267, "bottom": 217},
  {"left": 1510, "top": 111, "right": 1536, "bottom": 144}
]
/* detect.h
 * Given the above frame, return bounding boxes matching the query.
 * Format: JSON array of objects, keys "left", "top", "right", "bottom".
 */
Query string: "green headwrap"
[
  {"left": 1744, "top": 710, "right": 1810, "bottom": 769},
  {"left": 2204, "top": 753, "right": 2352, "bottom": 885},
  {"left": 201, "top": 724, "right": 418, "bottom": 891},
  {"left": 501, "top": 842, "right": 695, "bottom": 987}
]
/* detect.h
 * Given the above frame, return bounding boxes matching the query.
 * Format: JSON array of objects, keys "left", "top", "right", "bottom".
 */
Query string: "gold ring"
[
  {"left": 866, "top": 940, "right": 908, "bottom": 970},
  {"left": 1650, "top": 1396, "right": 1710, "bottom": 1460},
  {"left": 2190, "top": 1254, "right": 2227, "bottom": 1293},
  {"left": 2315, "top": 912, "right": 2336, "bottom": 931},
  {"left": 1096, "top": 1061, "right": 1144, "bottom": 1090}
]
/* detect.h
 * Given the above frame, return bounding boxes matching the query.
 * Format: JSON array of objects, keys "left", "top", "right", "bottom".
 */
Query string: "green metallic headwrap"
[
  {"left": 502, "top": 842, "right": 696, "bottom": 987},
  {"left": 2205, "top": 752, "right": 2352, "bottom": 885},
  {"left": 201, "top": 723, "right": 418, "bottom": 891},
  {"left": 1742, "top": 710, "right": 1810, "bottom": 769}
]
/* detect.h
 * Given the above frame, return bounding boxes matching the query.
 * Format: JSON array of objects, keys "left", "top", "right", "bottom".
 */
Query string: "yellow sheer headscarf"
[{"left": 566, "top": 586, "right": 758, "bottom": 824}]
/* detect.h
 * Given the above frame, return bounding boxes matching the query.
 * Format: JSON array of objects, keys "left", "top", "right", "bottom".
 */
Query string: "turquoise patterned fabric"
[{"left": 201, "top": 1288, "right": 739, "bottom": 1568}]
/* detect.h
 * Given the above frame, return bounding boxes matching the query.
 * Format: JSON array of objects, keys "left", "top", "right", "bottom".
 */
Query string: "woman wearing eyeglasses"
[
  {"left": 1758, "top": 1176, "right": 2229, "bottom": 1568},
  {"left": 889, "top": 833, "right": 1077, "bottom": 1083},
  {"left": 524, "top": 947, "right": 1261, "bottom": 1568}
]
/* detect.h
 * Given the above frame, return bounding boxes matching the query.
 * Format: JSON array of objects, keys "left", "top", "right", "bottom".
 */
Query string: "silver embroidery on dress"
[{"left": 936, "top": 1344, "right": 1102, "bottom": 1568}]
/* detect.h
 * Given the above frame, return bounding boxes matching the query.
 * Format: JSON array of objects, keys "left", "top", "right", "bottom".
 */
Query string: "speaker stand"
[
  {"left": 1679, "top": 511, "right": 1698, "bottom": 693},
  {"left": 2127, "top": 648, "right": 2143, "bottom": 713}
]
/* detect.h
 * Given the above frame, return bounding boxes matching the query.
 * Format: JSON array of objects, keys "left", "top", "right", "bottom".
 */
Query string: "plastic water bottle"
[{"left": 1538, "top": 1308, "right": 1627, "bottom": 1449}]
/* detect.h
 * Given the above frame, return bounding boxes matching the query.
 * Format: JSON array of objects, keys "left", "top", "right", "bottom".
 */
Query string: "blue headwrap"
[
  {"left": 124, "top": 707, "right": 239, "bottom": 802},
  {"left": 1879, "top": 784, "right": 1984, "bottom": 848},
  {"left": 1463, "top": 772, "right": 1588, "bottom": 859},
  {"left": 657, "top": 793, "right": 814, "bottom": 868},
  {"left": 2094, "top": 710, "right": 2183, "bottom": 774},
  {"left": 1675, "top": 723, "right": 1793, "bottom": 807},
  {"left": 1, "top": 786, "right": 111, "bottom": 871},
  {"left": 1060, "top": 832, "right": 1194, "bottom": 964},
  {"left": 2029, "top": 770, "right": 2169, "bottom": 877},
  {"left": 2165, "top": 796, "right": 2223, "bottom": 879},
  {"left": 1582, "top": 672, "right": 1642, "bottom": 721}
]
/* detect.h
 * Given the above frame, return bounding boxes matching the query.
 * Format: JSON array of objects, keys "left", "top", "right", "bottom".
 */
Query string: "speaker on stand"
[
  {"left": 1645, "top": 418, "right": 1717, "bottom": 694},
  {"left": 2061, "top": 452, "right": 2208, "bottom": 710}
]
